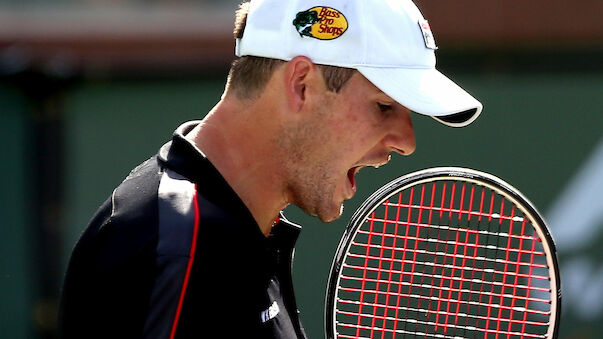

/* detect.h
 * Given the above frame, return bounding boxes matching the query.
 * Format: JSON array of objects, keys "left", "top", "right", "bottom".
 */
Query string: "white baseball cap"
[{"left": 235, "top": 0, "right": 483, "bottom": 127}]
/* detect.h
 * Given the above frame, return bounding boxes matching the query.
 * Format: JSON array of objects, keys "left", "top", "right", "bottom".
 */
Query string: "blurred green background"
[{"left": 1, "top": 1, "right": 602, "bottom": 338}]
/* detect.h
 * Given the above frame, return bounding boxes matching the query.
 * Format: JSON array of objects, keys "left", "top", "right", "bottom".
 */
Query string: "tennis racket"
[{"left": 325, "top": 167, "right": 561, "bottom": 339}]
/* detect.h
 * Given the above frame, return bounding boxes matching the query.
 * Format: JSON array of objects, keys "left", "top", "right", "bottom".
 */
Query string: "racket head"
[{"left": 325, "top": 167, "right": 561, "bottom": 339}]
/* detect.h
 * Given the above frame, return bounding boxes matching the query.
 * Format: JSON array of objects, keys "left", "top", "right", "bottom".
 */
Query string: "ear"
[{"left": 283, "top": 56, "right": 316, "bottom": 112}]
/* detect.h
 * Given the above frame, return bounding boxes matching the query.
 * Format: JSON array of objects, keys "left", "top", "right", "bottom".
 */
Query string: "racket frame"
[{"left": 325, "top": 167, "right": 561, "bottom": 339}]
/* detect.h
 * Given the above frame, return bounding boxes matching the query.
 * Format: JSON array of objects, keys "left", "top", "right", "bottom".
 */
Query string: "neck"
[{"left": 186, "top": 95, "right": 289, "bottom": 236}]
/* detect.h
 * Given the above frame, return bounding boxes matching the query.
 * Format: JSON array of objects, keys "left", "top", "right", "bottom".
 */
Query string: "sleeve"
[{"left": 59, "top": 158, "right": 163, "bottom": 339}]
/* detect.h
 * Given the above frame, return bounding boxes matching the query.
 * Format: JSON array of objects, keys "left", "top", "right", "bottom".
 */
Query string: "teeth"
[{"left": 371, "top": 155, "right": 391, "bottom": 170}]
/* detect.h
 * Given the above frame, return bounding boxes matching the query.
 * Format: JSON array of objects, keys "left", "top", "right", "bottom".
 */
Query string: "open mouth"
[
  {"left": 346, "top": 161, "right": 387, "bottom": 194},
  {"left": 347, "top": 166, "right": 361, "bottom": 192}
]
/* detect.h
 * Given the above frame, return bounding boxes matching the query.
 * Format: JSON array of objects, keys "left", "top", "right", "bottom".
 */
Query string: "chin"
[{"left": 317, "top": 204, "right": 345, "bottom": 223}]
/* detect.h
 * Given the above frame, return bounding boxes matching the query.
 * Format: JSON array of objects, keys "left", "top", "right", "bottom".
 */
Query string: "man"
[{"left": 59, "top": 1, "right": 482, "bottom": 338}]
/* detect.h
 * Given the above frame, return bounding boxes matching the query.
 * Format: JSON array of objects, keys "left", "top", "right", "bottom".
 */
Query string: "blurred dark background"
[{"left": 0, "top": 1, "right": 601, "bottom": 338}]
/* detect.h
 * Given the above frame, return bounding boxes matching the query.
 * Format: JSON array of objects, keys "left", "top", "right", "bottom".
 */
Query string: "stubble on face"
[{"left": 277, "top": 92, "right": 346, "bottom": 222}]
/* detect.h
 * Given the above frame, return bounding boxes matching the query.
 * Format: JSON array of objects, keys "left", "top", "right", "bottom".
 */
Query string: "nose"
[{"left": 382, "top": 109, "right": 416, "bottom": 156}]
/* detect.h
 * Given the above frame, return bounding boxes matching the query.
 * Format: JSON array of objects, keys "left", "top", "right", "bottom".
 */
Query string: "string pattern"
[{"left": 334, "top": 181, "right": 552, "bottom": 338}]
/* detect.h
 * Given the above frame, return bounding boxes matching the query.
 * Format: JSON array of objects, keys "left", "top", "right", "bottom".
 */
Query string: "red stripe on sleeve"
[{"left": 169, "top": 184, "right": 200, "bottom": 339}]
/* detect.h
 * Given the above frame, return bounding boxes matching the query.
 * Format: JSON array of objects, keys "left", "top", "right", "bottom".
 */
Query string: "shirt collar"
[{"left": 158, "top": 121, "right": 302, "bottom": 249}]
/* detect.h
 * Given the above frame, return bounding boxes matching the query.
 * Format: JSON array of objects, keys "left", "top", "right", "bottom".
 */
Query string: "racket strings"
[{"left": 335, "top": 180, "right": 552, "bottom": 338}]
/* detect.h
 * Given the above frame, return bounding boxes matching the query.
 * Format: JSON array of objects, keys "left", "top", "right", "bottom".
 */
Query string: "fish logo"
[{"left": 293, "top": 6, "right": 348, "bottom": 40}]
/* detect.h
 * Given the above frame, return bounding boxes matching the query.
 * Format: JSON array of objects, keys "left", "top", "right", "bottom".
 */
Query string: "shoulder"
[
  {"left": 111, "top": 156, "right": 163, "bottom": 224},
  {"left": 70, "top": 157, "right": 164, "bottom": 266}
]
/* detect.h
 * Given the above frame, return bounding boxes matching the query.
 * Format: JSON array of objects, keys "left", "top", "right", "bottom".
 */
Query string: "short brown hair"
[{"left": 227, "top": 1, "right": 356, "bottom": 99}]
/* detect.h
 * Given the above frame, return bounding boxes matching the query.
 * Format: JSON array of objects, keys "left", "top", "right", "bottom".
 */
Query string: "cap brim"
[{"left": 357, "top": 66, "right": 483, "bottom": 127}]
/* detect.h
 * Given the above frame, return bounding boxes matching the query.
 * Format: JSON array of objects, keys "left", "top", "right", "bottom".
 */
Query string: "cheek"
[
  {"left": 325, "top": 95, "right": 387, "bottom": 155},
  {"left": 334, "top": 109, "right": 383, "bottom": 151}
]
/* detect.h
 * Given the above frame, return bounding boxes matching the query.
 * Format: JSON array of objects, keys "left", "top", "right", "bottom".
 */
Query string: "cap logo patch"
[
  {"left": 293, "top": 7, "right": 348, "bottom": 40},
  {"left": 418, "top": 19, "right": 437, "bottom": 50}
]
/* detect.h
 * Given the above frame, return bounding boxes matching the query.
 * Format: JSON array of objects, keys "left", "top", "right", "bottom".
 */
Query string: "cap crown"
[{"left": 237, "top": 0, "right": 436, "bottom": 70}]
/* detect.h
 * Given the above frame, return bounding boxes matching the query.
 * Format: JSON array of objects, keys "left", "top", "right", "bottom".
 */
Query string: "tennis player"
[{"left": 59, "top": 1, "right": 482, "bottom": 338}]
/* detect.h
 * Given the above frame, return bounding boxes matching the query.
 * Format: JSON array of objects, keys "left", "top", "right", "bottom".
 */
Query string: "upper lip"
[
  {"left": 350, "top": 165, "right": 364, "bottom": 175},
  {"left": 357, "top": 154, "right": 391, "bottom": 171},
  {"left": 347, "top": 159, "right": 389, "bottom": 182}
]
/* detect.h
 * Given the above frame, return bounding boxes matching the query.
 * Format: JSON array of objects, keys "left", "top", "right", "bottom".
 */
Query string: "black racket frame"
[{"left": 325, "top": 167, "right": 562, "bottom": 339}]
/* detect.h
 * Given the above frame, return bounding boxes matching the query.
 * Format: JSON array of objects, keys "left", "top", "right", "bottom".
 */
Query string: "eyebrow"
[{"left": 375, "top": 91, "right": 394, "bottom": 102}]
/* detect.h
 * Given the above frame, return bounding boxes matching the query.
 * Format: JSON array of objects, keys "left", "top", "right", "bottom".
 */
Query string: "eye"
[{"left": 377, "top": 103, "right": 393, "bottom": 113}]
